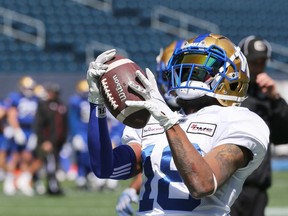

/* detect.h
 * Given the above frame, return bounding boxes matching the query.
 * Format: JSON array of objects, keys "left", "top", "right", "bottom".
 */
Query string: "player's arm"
[
  {"left": 0, "top": 105, "right": 6, "bottom": 120},
  {"left": 88, "top": 104, "right": 141, "bottom": 179},
  {"left": 128, "top": 172, "right": 142, "bottom": 193},
  {"left": 6, "top": 103, "right": 26, "bottom": 145},
  {"left": 116, "top": 173, "right": 142, "bottom": 215},
  {"left": 68, "top": 100, "right": 79, "bottom": 137},
  {"left": 3, "top": 95, "right": 18, "bottom": 129},
  {"left": 7, "top": 106, "right": 20, "bottom": 128},
  {"left": 166, "top": 125, "right": 252, "bottom": 198},
  {"left": 87, "top": 49, "right": 142, "bottom": 180}
]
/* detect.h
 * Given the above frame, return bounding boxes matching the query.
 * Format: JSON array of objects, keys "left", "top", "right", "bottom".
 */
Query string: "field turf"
[{"left": 0, "top": 171, "right": 287, "bottom": 216}]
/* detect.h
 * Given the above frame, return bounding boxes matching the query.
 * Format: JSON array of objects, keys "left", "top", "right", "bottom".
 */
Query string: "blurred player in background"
[
  {"left": 86, "top": 33, "right": 269, "bottom": 215},
  {"left": 155, "top": 39, "right": 186, "bottom": 111},
  {"left": 3, "top": 76, "right": 38, "bottom": 196},
  {"left": 0, "top": 101, "right": 8, "bottom": 181},
  {"left": 34, "top": 84, "right": 48, "bottom": 101},
  {"left": 33, "top": 82, "right": 68, "bottom": 195},
  {"left": 231, "top": 36, "right": 288, "bottom": 216},
  {"left": 30, "top": 84, "right": 48, "bottom": 194},
  {"left": 116, "top": 39, "right": 186, "bottom": 216},
  {"left": 68, "top": 79, "right": 93, "bottom": 189}
]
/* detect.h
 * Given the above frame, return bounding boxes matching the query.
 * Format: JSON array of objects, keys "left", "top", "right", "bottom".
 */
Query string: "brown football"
[{"left": 99, "top": 54, "right": 151, "bottom": 129}]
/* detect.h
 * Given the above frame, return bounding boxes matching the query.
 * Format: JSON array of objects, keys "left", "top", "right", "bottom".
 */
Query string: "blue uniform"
[
  {"left": 122, "top": 106, "right": 269, "bottom": 215},
  {"left": 69, "top": 94, "right": 90, "bottom": 178},
  {"left": 0, "top": 101, "right": 8, "bottom": 151},
  {"left": 4, "top": 92, "right": 38, "bottom": 152}
]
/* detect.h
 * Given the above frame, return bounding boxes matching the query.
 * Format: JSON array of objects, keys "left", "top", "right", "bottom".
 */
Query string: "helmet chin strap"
[
  {"left": 164, "top": 93, "right": 180, "bottom": 108},
  {"left": 175, "top": 80, "right": 247, "bottom": 103}
]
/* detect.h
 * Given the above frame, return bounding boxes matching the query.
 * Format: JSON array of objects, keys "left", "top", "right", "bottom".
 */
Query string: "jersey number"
[{"left": 140, "top": 145, "right": 201, "bottom": 212}]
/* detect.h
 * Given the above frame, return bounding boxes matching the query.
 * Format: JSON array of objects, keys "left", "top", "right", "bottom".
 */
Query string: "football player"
[
  {"left": 116, "top": 39, "right": 186, "bottom": 216},
  {"left": 3, "top": 76, "right": 38, "bottom": 196},
  {"left": 34, "top": 84, "right": 47, "bottom": 101},
  {"left": 0, "top": 100, "right": 8, "bottom": 181},
  {"left": 68, "top": 79, "right": 91, "bottom": 189},
  {"left": 87, "top": 33, "right": 269, "bottom": 215},
  {"left": 33, "top": 82, "right": 68, "bottom": 195}
]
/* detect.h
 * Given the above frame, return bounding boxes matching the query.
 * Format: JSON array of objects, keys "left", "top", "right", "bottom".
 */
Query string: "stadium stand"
[{"left": 0, "top": 0, "right": 288, "bottom": 76}]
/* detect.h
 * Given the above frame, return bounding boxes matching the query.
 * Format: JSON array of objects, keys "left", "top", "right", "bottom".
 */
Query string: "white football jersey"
[{"left": 122, "top": 105, "right": 269, "bottom": 216}]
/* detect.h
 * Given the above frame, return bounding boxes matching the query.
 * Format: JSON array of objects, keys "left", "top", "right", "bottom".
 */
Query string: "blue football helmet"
[{"left": 166, "top": 33, "right": 250, "bottom": 106}]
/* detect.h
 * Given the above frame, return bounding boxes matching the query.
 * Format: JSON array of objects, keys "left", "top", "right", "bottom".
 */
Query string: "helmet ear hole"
[
  {"left": 230, "top": 82, "right": 239, "bottom": 91},
  {"left": 162, "top": 70, "right": 169, "bottom": 81}
]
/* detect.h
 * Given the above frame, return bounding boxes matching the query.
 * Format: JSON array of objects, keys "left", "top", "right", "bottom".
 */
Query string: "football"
[{"left": 99, "top": 54, "right": 151, "bottom": 129}]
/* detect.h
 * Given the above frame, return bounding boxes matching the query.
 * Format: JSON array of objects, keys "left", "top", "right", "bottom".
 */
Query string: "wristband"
[
  {"left": 207, "top": 173, "right": 218, "bottom": 197},
  {"left": 96, "top": 104, "right": 106, "bottom": 118}
]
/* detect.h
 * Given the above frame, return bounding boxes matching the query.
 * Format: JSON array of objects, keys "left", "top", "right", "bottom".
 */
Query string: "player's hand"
[
  {"left": 26, "top": 133, "right": 37, "bottom": 151},
  {"left": 72, "top": 134, "right": 86, "bottom": 151},
  {"left": 3, "top": 126, "right": 14, "bottom": 139},
  {"left": 116, "top": 188, "right": 138, "bottom": 216},
  {"left": 86, "top": 49, "right": 116, "bottom": 104},
  {"left": 256, "top": 73, "right": 280, "bottom": 100},
  {"left": 42, "top": 141, "right": 53, "bottom": 153},
  {"left": 126, "top": 68, "right": 179, "bottom": 130},
  {"left": 14, "top": 128, "right": 26, "bottom": 145}
]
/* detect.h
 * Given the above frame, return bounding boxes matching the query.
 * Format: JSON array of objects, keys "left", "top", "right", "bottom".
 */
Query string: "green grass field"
[
  {"left": 0, "top": 171, "right": 287, "bottom": 216},
  {"left": 266, "top": 171, "right": 288, "bottom": 216}
]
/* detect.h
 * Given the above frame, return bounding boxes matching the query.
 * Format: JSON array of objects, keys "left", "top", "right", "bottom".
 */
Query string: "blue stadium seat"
[{"left": 0, "top": 0, "right": 287, "bottom": 74}]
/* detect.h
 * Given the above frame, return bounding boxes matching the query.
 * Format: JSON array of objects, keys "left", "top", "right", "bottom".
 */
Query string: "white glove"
[
  {"left": 86, "top": 49, "right": 116, "bottom": 104},
  {"left": 3, "top": 126, "right": 14, "bottom": 139},
  {"left": 116, "top": 188, "right": 138, "bottom": 216},
  {"left": 72, "top": 134, "right": 86, "bottom": 151},
  {"left": 14, "top": 128, "right": 26, "bottom": 145},
  {"left": 26, "top": 133, "right": 37, "bottom": 151},
  {"left": 126, "top": 68, "right": 179, "bottom": 130}
]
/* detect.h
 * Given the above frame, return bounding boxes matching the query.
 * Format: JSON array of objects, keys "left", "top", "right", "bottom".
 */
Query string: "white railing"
[
  {"left": 0, "top": 7, "right": 45, "bottom": 48},
  {"left": 71, "top": 0, "right": 112, "bottom": 12},
  {"left": 151, "top": 6, "right": 220, "bottom": 39},
  {"left": 151, "top": 7, "right": 287, "bottom": 74},
  {"left": 86, "top": 41, "right": 128, "bottom": 64}
]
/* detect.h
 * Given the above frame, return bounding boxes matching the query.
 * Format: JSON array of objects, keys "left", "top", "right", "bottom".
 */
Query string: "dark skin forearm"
[
  {"left": 165, "top": 124, "right": 214, "bottom": 198},
  {"left": 165, "top": 124, "right": 250, "bottom": 198},
  {"left": 128, "top": 173, "right": 142, "bottom": 194}
]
